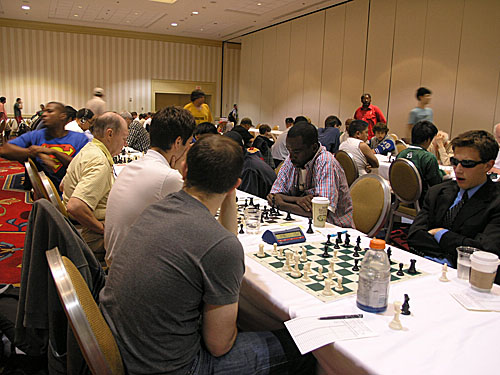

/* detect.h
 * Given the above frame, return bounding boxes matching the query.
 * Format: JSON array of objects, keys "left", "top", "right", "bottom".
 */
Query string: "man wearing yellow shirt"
[{"left": 184, "top": 89, "right": 213, "bottom": 125}]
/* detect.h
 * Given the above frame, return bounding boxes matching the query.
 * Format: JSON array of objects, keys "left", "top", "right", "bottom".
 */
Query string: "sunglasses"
[{"left": 450, "top": 157, "right": 485, "bottom": 168}]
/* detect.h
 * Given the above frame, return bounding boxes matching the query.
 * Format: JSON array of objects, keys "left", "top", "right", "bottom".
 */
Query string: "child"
[{"left": 370, "top": 122, "right": 396, "bottom": 156}]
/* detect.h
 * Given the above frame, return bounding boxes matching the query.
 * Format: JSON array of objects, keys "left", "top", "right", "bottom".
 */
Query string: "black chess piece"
[
  {"left": 408, "top": 259, "right": 417, "bottom": 274},
  {"left": 249, "top": 197, "right": 254, "bottom": 206},
  {"left": 334, "top": 237, "right": 340, "bottom": 249},
  {"left": 397, "top": 263, "right": 404, "bottom": 276},
  {"left": 260, "top": 214, "right": 264, "bottom": 223},
  {"left": 401, "top": 294, "right": 411, "bottom": 315},
  {"left": 321, "top": 244, "right": 330, "bottom": 258},
  {"left": 387, "top": 247, "right": 392, "bottom": 264},
  {"left": 352, "top": 258, "right": 360, "bottom": 271},
  {"left": 306, "top": 217, "right": 314, "bottom": 234},
  {"left": 285, "top": 211, "right": 293, "bottom": 221},
  {"left": 337, "top": 231, "right": 343, "bottom": 244},
  {"left": 344, "top": 233, "right": 350, "bottom": 247},
  {"left": 353, "top": 247, "right": 360, "bottom": 258},
  {"left": 356, "top": 236, "right": 361, "bottom": 247},
  {"left": 244, "top": 199, "right": 248, "bottom": 207},
  {"left": 255, "top": 203, "right": 260, "bottom": 210},
  {"left": 325, "top": 234, "right": 332, "bottom": 246},
  {"left": 121, "top": 148, "right": 126, "bottom": 155},
  {"left": 239, "top": 223, "right": 244, "bottom": 234}
]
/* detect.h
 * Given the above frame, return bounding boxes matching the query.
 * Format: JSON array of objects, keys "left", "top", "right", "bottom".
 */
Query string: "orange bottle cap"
[{"left": 370, "top": 238, "right": 386, "bottom": 250}]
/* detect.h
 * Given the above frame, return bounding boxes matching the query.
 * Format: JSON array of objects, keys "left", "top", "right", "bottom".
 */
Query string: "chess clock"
[{"left": 262, "top": 227, "right": 306, "bottom": 246}]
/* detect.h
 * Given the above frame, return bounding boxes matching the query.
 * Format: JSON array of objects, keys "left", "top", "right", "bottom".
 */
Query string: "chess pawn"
[
  {"left": 301, "top": 263, "right": 311, "bottom": 282},
  {"left": 300, "top": 246, "right": 308, "bottom": 262},
  {"left": 322, "top": 278, "right": 334, "bottom": 296},
  {"left": 439, "top": 263, "right": 450, "bottom": 282},
  {"left": 272, "top": 243, "right": 278, "bottom": 256},
  {"left": 316, "top": 266, "right": 325, "bottom": 281},
  {"left": 389, "top": 301, "right": 404, "bottom": 330},
  {"left": 284, "top": 251, "right": 293, "bottom": 272},
  {"left": 290, "top": 254, "right": 302, "bottom": 278},
  {"left": 333, "top": 249, "right": 339, "bottom": 261},
  {"left": 334, "top": 276, "right": 344, "bottom": 292},
  {"left": 329, "top": 260, "right": 335, "bottom": 274},
  {"left": 257, "top": 243, "right": 265, "bottom": 258},
  {"left": 278, "top": 247, "right": 285, "bottom": 260}
]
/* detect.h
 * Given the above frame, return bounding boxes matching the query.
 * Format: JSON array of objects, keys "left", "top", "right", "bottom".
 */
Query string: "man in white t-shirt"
[
  {"left": 491, "top": 123, "right": 500, "bottom": 174},
  {"left": 104, "top": 106, "right": 196, "bottom": 265},
  {"left": 339, "top": 120, "right": 379, "bottom": 175}
]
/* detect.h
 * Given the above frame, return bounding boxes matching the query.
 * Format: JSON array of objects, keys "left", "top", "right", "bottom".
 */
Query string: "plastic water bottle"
[{"left": 356, "top": 239, "right": 391, "bottom": 313}]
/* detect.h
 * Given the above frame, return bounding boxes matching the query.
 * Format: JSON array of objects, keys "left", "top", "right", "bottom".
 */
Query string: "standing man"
[
  {"left": 184, "top": 89, "right": 213, "bottom": 125},
  {"left": 105, "top": 107, "right": 195, "bottom": 265},
  {"left": 14, "top": 98, "right": 23, "bottom": 126},
  {"left": 0, "top": 97, "right": 8, "bottom": 125},
  {"left": 100, "top": 135, "right": 315, "bottom": 374},
  {"left": 86, "top": 87, "right": 106, "bottom": 116},
  {"left": 62, "top": 112, "right": 128, "bottom": 262},
  {"left": 409, "top": 87, "right": 433, "bottom": 127},
  {"left": 353, "top": 93, "right": 386, "bottom": 140},
  {"left": 228, "top": 103, "right": 238, "bottom": 124},
  {"left": 271, "top": 117, "right": 294, "bottom": 167}
]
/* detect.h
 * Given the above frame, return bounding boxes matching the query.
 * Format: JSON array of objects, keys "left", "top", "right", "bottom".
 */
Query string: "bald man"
[{"left": 491, "top": 123, "right": 500, "bottom": 174}]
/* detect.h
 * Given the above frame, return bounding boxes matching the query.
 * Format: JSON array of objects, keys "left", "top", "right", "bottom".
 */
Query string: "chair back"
[
  {"left": 395, "top": 140, "right": 408, "bottom": 154},
  {"left": 39, "top": 171, "right": 68, "bottom": 217},
  {"left": 335, "top": 150, "right": 359, "bottom": 186},
  {"left": 389, "top": 158, "right": 422, "bottom": 205},
  {"left": 389, "top": 133, "right": 399, "bottom": 141},
  {"left": 274, "top": 160, "right": 284, "bottom": 175},
  {"left": 25, "top": 158, "right": 49, "bottom": 200},
  {"left": 46, "top": 247, "right": 124, "bottom": 375},
  {"left": 350, "top": 174, "right": 391, "bottom": 237}
]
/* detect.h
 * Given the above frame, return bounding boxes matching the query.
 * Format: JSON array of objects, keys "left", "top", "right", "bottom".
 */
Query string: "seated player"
[
  {"left": 397, "top": 120, "right": 445, "bottom": 204},
  {"left": 105, "top": 107, "right": 195, "bottom": 266},
  {"left": 429, "top": 130, "right": 453, "bottom": 166},
  {"left": 318, "top": 115, "right": 341, "bottom": 153},
  {"left": 252, "top": 124, "right": 275, "bottom": 168},
  {"left": 123, "top": 111, "right": 150, "bottom": 152},
  {"left": 408, "top": 130, "right": 500, "bottom": 284},
  {"left": 369, "top": 122, "right": 396, "bottom": 156},
  {"left": 271, "top": 117, "right": 295, "bottom": 167},
  {"left": 232, "top": 117, "right": 254, "bottom": 148},
  {"left": 268, "top": 121, "right": 354, "bottom": 227},
  {"left": 0, "top": 102, "right": 88, "bottom": 193},
  {"left": 339, "top": 120, "right": 379, "bottom": 174},
  {"left": 100, "top": 135, "right": 316, "bottom": 374},
  {"left": 339, "top": 118, "right": 353, "bottom": 144},
  {"left": 193, "top": 121, "right": 218, "bottom": 140},
  {"left": 62, "top": 112, "right": 128, "bottom": 263}
]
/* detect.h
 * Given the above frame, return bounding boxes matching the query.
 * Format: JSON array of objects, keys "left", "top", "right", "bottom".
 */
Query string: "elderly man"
[
  {"left": 120, "top": 111, "right": 150, "bottom": 152},
  {"left": 62, "top": 112, "right": 128, "bottom": 262}
]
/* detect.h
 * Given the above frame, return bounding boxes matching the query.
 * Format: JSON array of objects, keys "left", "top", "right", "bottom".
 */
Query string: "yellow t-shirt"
[{"left": 183, "top": 103, "right": 213, "bottom": 125}]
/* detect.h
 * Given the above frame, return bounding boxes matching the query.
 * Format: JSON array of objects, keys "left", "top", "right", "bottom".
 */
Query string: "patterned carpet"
[{"left": 0, "top": 159, "right": 33, "bottom": 286}]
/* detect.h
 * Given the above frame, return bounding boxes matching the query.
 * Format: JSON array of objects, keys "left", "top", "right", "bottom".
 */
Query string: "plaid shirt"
[
  {"left": 271, "top": 145, "right": 354, "bottom": 228},
  {"left": 127, "top": 120, "right": 150, "bottom": 152}
]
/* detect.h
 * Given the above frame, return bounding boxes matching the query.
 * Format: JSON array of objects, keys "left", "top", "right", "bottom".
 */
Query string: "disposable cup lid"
[
  {"left": 471, "top": 251, "right": 499, "bottom": 263},
  {"left": 312, "top": 197, "right": 329, "bottom": 204}
]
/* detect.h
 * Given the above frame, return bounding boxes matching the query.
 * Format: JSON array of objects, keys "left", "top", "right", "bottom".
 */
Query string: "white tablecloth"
[
  {"left": 373, "top": 154, "right": 455, "bottom": 182},
  {"left": 236, "top": 190, "right": 499, "bottom": 375}
]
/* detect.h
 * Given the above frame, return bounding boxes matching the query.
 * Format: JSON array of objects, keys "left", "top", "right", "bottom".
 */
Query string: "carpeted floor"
[{"left": 0, "top": 159, "right": 33, "bottom": 286}]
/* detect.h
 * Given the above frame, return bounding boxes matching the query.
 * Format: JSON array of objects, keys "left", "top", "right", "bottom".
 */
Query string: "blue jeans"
[{"left": 187, "top": 330, "right": 316, "bottom": 375}]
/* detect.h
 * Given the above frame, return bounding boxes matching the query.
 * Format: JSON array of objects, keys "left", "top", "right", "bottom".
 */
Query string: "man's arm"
[
  {"left": 218, "top": 189, "right": 238, "bottom": 235},
  {"left": 66, "top": 197, "right": 104, "bottom": 234},
  {"left": 28, "top": 145, "right": 73, "bottom": 168},
  {"left": 359, "top": 142, "right": 379, "bottom": 168},
  {"left": 376, "top": 107, "right": 386, "bottom": 123},
  {"left": 202, "top": 302, "right": 238, "bottom": 357},
  {"left": 0, "top": 143, "right": 30, "bottom": 162},
  {"left": 267, "top": 193, "right": 313, "bottom": 217},
  {"left": 423, "top": 154, "right": 444, "bottom": 186}
]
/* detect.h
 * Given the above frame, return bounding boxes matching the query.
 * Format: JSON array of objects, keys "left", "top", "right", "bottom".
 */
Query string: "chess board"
[
  {"left": 236, "top": 203, "right": 299, "bottom": 228},
  {"left": 248, "top": 240, "right": 428, "bottom": 302}
]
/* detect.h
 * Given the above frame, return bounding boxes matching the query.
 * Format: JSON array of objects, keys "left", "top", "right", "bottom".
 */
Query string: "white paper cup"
[
  {"left": 469, "top": 251, "right": 500, "bottom": 292},
  {"left": 311, "top": 197, "right": 329, "bottom": 228}
]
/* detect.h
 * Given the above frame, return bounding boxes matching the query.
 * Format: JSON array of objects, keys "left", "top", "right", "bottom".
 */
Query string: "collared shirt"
[
  {"left": 271, "top": 127, "right": 290, "bottom": 161},
  {"left": 354, "top": 104, "right": 386, "bottom": 139},
  {"left": 270, "top": 145, "right": 354, "bottom": 228},
  {"left": 62, "top": 138, "right": 114, "bottom": 221},
  {"left": 127, "top": 120, "right": 150, "bottom": 152}
]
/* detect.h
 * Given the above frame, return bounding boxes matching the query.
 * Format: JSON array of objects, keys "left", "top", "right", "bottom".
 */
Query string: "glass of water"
[
  {"left": 244, "top": 207, "right": 261, "bottom": 234},
  {"left": 456, "top": 246, "right": 477, "bottom": 281}
]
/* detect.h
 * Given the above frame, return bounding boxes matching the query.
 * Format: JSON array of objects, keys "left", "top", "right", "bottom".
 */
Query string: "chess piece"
[
  {"left": 272, "top": 243, "right": 278, "bottom": 256},
  {"left": 249, "top": 197, "right": 254, "bottom": 206},
  {"left": 396, "top": 263, "right": 404, "bottom": 276},
  {"left": 300, "top": 246, "right": 308, "bottom": 262},
  {"left": 322, "top": 278, "right": 334, "bottom": 296},
  {"left": 306, "top": 218, "right": 314, "bottom": 234},
  {"left": 239, "top": 224, "right": 244, "bottom": 234},
  {"left": 334, "top": 237, "right": 340, "bottom": 249},
  {"left": 301, "top": 262, "right": 311, "bottom": 282},
  {"left": 389, "top": 301, "right": 403, "bottom": 330},
  {"left": 408, "top": 259, "right": 417, "bottom": 274},
  {"left": 285, "top": 211, "right": 293, "bottom": 221},
  {"left": 353, "top": 246, "right": 360, "bottom": 258},
  {"left": 284, "top": 252, "right": 292, "bottom": 272},
  {"left": 356, "top": 236, "right": 361, "bottom": 248},
  {"left": 333, "top": 249, "right": 339, "bottom": 261},
  {"left": 257, "top": 243, "right": 265, "bottom": 258},
  {"left": 344, "top": 233, "right": 350, "bottom": 247},
  {"left": 352, "top": 258, "right": 360, "bottom": 271},
  {"left": 439, "top": 263, "right": 450, "bottom": 282},
  {"left": 278, "top": 246, "right": 285, "bottom": 259},
  {"left": 337, "top": 231, "right": 343, "bottom": 244},
  {"left": 244, "top": 199, "right": 248, "bottom": 207},
  {"left": 321, "top": 244, "right": 330, "bottom": 258},
  {"left": 316, "top": 266, "right": 325, "bottom": 280},
  {"left": 290, "top": 254, "right": 302, "bottom": 278},
  {"left": 260, "top": 214, "right": 265, "bottom": 224},
  {"left": 401, "top": 294, "right": 411, "bottom": 315},
  {"left": 387, "top": 247, "right": 392, "bottom": 264},
  {"left": 325, "top": 234, "right": 332, "bottom": 246},
  {"left": 329, "top": 259, "right": 335, "bottom": 275},
  {"left": 334, "top": 276, "right": 343, "bottom": 292}
]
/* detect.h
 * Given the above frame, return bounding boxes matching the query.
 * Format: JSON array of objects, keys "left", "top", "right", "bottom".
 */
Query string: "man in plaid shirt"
[{"left": 268, "top": 121, "right": 354, "bottom": 228}]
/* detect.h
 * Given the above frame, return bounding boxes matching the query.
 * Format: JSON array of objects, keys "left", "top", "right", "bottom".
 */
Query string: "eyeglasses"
[{"left": 450, "top": 157, "right": 485, "bottom": 168}]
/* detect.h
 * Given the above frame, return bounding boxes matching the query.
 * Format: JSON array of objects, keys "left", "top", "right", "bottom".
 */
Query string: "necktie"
[{"left": 443, "top": 190, "right": 468, "bottom": 229}]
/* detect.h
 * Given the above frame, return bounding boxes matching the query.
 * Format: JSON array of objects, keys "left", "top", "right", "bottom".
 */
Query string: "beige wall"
[
  {"left": 239, "top": 0, "right": 500, "bottom": 137},
  {"left": 0, "top": 24, "right": 239, "bottom": 118}
]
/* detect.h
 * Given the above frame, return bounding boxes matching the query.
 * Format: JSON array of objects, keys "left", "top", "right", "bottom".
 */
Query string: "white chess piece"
[
  {"left": 322, "top": 278, "right": 334, "bottom": 296},
  {"left": 272, "top": 243, "right": 278, "bottom": 256},
  {"left": 439, "top": 263, "right": 450, "bottom": 282},
  {"left": 329, "top": 260, "right": 336, "bottom": 275},
  {"left": 333, "top": 249, "right": 339, "bottom": 260},
  {"left": 284, "top": 251, "right": 293, "bottom": 272},
  {"left": 290, "top": 254, "right": 302, "bottom": 278},
  {"left": 278, "top": 246, "right": 284, "bottom": 259},
  {"left": 389, "top": 301, "right": 403, "bottom": 330},
  {"left": 301, "top": 263, "right": 311, "bottom": 282},
  {"left": 316, "top": 266, "right": 325, "bottom": 280},
  {"left": 334, "top": 276, "right": 343, "bottom": 291},
  {"left": 257, "top": 243, "right": 265, "bottom": 258},
  {"left": 300, "top": 246, "right": 308, "bottom": 262}
]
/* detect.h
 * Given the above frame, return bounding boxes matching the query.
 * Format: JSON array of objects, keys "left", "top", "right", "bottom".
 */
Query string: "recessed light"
[
  {"left": 78, "top": 5, "right": 83, "bottom": 8},
  {"left": 192, "top": 11, "right": 199, "bottom": 15},
  {"left": 126, "top": 20, "right": 130, "bottom": 23},
  {"left": 200, "top": 28, "right": 204, "bottom": 31},
  {"left": 134, "top": 12, "right": 139, "bottom": 15},
  {"left": 21, "top": 5, "right": 31, "bottom": 10},
  {"left": 74, "top": 14, "right": 79, "bottom": 17},
  {"left": 257, "top": 2, "right": 262, "bottom": 5},
  {"left": 171, "top": 22, "right": 178, "bottom": 26}
]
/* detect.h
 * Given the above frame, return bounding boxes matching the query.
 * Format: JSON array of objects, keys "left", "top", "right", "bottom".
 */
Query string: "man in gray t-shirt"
[
  {"left": 409, "top": 87, "right": 434, "bottom": 126},
  {"left": 100, "top": 135, "right": 316, "bottom": 375}
]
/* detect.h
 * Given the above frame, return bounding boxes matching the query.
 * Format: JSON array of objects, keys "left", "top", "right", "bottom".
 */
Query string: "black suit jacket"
[{"left": 408, "top": 178, "right": 500, "bottom": 284}]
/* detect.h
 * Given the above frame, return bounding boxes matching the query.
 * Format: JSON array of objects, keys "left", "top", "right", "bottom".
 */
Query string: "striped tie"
[{"left": 443, "top": 191, "right": 468, "bottom": 229}]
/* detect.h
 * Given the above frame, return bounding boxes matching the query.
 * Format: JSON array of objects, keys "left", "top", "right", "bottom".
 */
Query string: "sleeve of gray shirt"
[
  {"left": 201, "top": 236, "right": 245, "bottom": 306},
  {"left": 408, "top": 109, "right": 417, "bottom": 125}
]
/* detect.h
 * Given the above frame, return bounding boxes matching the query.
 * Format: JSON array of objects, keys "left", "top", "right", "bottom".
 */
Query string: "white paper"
[
  {"left": 450, "top": 290, "right": 500, "bottom": 312},
  {"left": 284, "top": 316, "right": 377, "bottom": 354}
]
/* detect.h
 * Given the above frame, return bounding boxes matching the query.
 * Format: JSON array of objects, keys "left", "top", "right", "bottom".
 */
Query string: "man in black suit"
[{"left": 408, "top": 130, "right": 500, "bottom": 284}]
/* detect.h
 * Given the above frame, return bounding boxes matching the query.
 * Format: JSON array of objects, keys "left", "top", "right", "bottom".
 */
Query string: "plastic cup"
[
  {"left": 456, "top": 246, "right": 477, "bottom": 281},
  {"left": 469, "top": 251, "right": 500, "bottom": 292},
  {"left": 244, "top": 207, "right": 261, "bottom": 234},
  {"left": 311, "top": 197, "right": 329, "bottom": 228}
]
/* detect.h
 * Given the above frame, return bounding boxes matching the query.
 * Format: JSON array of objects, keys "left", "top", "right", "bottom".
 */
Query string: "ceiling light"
[
  {"left": 200, "top": 28, "right": 204, "bottom": 31},
  {"left": 192, "top": 11, "right": 199, "bottom": 15},
  {"left": 21, "top": 5, "right": 31, "bottom": 10},
  {"left": 149, "top": 0, "right": 177, "bottom": 4},
  {"left": 257, "top": 2, "right": 262, "bottom": 5},
  {"left": 74, "top": 14, "right": 79, "bottom": 17},
  {"left": 171, "top": 22, "right": 178, "bottom": 26},
  {"left": 78, "top": 5, "right": 83, "bottom": 8}
]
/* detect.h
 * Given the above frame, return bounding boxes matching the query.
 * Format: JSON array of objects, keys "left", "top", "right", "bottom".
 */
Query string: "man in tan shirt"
[{"left": 62, "top": 112, "right": 128, "bottom": 262}]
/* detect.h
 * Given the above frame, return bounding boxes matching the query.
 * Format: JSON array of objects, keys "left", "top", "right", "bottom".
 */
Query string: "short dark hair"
[
  {"left": 186, "top": 135, "right": 244, "bottom": 194},
  {"left": 373, "top": 122, "right": 389, "bottom": 134},
  {"left": 93, "top": 112, "right": 124, "bottom": 138},
  {"left": 47, "top": 101, "right": 65, "bottom": 113},
  {"left": 194, "top": 122, "right": 218, "bottom": 137},
  {"left": 294, "top": 116, "right": 308, "bottom": 124},
  {"left": 259, "top": 124, "right": 271, "bottom": 135},
  {"left": 224, "top": 130, "right": 244, "bottom": 148},
  {"left": 65, "top": 106, "right": 77, "bottom": 122},
  {"left": 416, "top": 87, "right": 432, "bottom": 100},
  {"left": 348, "top": 120, "right": 368, "bottom": 137},
  {"left": 131, "top": 111, "right": 137, "bottom": 117},
  {"left": 324, "top": 115, "right": 341, "bottom": 128},
  {"left": 451, "top": 130, "right": 499, "bottom": 162},
  {"left": 0, "top": 97, "right": 5, "bottom": 103},
  {"left": 288, "top": 122, "right": 318, "bottom": 146},
  {"left": 240, "top": 117, "right": 253, "bottom": 126},
  {"left": 285, "top": 117, "right": 294, "bottom": 124},
  {"left": 190, "top": 89, "right": 205, "bottom": 102},
  {"left": 411, "top": 120, "right": 438, "bottom": 145},
  {"left": 150, "top": 106, "right": 196, "bottom": 150},
  {"left": 16, "top": 98, "right": 21, "bottom": 102},
  {"left": 361, "top": 93, "right": 371, "bottom": 99},
  {"left": 76, "top": 108, "right": 94, "bottom": 121}
]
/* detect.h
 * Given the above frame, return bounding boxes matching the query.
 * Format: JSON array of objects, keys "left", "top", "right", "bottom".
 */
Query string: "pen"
[{"left": 318, "top": 314, "right": 363, "bottom": 320}]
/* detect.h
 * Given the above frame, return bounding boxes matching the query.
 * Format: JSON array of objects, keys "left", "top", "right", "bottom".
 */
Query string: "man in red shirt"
[{"left": 353, "top": 93, "right": 386, "bottom": 140}]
